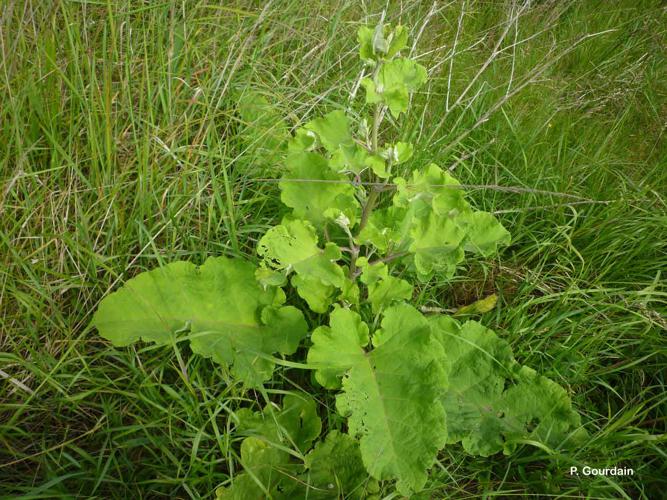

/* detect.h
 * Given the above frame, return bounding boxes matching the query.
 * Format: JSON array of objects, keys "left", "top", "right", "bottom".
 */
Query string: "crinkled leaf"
[
  {"left": 409, "top": 210, "right": 467, "bottom": 280},
  {"left": 330, "top": 143, "right": 369, "bottom": 174},
  {"left": 288, "top": 128, "right": 317, "bottom": 153},
  {"left": 356, "top": 206, "right": 406, "bottom": 252},
  {"left": 394, "top": 163, "right": 466, "bottom": 212},
  {"left": 91, "top": 257, "right": 307, "bottom": 387},
  {"left": 301, "top": 110, "right": 368, "bottom": 174},
  {"left": 340, "top": 278, "right": 360, "bottom": 307},
  {"left": 308, "top": 308, "right": 370, "bottom": 390},
  {"left": 308, "top": 306, "right": 448, "bottom": 495},
  {"left": 362, "top": 58, "right": 427, "bottom": 116},
  {"left": 290, "top": 274, "right": 337, "bottom": 314},
  {"left": 430, "top": 317, "right": 585, "bottom": 456},
  {"left": 258, "top": 219, "right": 344, "bottom": 285},
  {"left": 301, "top": 431, "right": 369, "bottom": 499},
  {"left": 391, "top": 164, "right": 510, "bottom": 280},
  {"left": 236, "top": 393, "right": 322, "bottom": 453},
  {"left": 280, "top": 151, "right": 359, "bottom": 227},
  {"left": 357, "top": 257, "right": 413, "bottom": 313},
  {"left": 258, "top": 219, "right": 345, "bottom": 313}
]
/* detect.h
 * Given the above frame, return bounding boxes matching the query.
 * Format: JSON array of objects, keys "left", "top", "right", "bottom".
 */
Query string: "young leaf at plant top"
[
  {"left": 91, "top": 257, "right": 307, "bottom": 387},
  {"left": 430, "top": 316, "right": 586, "bottom": 456},
  {"left": 257, "top": 219, "right": 346, "bottom": 313},
  {"left": 358, "top": 23, "right": 408, "bottom": 63},
  {"left": 307, "top": 306, "right": 448, "bottom": 496}
]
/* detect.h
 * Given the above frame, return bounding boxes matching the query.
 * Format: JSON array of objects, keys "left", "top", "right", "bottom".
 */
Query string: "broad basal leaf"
[
  {"left": 362, "top": 58, "right": 427, "bottom": 116},
  {"left": 307, "top": 306, "right": 448, "bottom": 495},
  {"left": 91, "top": 257, "right": 308, "bottom": 387},
  {"left": 257, "top": 219, "right": 345, "bottom": 313},
  {"left": 236, "top": 392, "right": 322, "bottom": 453},
  {"left": 280, "top": 151, "right": 359, "bottom": 227},
  {"left": 430, "top": 316, "right": 586, "bottom": 456}
]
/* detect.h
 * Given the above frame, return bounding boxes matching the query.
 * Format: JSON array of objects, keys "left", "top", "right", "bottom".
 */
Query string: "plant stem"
[{"left": 348, "top": 61, "right": 385, "bottom": 279}]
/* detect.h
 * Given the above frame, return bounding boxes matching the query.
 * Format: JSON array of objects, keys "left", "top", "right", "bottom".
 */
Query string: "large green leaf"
[
  {"left": 279, "top": 151, "right": 359, "bottom": 227},
  {"left": 459, "top": 211, "right": 511, "bottom": 257},
  {"left": 308, "top": 306, "right": 448, "bottom": 495},
  {"left": 304, "top": 110, "right": 353, "bottom": 153},
  {"left": 430, "top": 316, "right": 586, "bottom": 456},
  {"left": 91, "top": 257, "right": 307, "bottom": 387},
  {"left": 390, "top": 164, "right": 510, "bottom": 280},
  {"left": 289, "top": 111, "right": 368, "bottom": 175},
  {"left": 220, "top": 430, "right": 371, "bottom": 500}
]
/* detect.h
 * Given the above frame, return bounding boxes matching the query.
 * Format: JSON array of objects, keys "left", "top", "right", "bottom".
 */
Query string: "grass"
[{"left": 1, "top": 0, "right": 665, "bottom": 498}]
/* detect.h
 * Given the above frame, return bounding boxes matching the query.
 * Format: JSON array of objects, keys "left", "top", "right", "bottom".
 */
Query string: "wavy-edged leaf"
[
  {"left": 280, "top": 151, "right": 359, "bottom": 227},
  {"left": 304, "top": 110, "right": 352, "bottom": 153},
  {"left": 390, "top": 164, "right": 510, "bottom": 280},
  {"left": 308, "top": 306, "right": 448, "bottom": 495},
  {"left": 430, "top": 317, "right": 586, "bottom": 456},
  {"left": 257, "top": 219, "right": 345, "bottom": 313},
  {"left": 91, "top": 257, "right": 308, "bottom": 387},
  {"left": 459, "top": 211, "right": 511, "bottom": 257}
]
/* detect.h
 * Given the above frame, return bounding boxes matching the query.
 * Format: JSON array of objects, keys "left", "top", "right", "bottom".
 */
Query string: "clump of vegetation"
[{"left": 92, "top": 23, "right": 585, "bottom": 497}]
